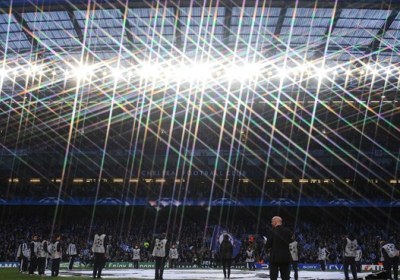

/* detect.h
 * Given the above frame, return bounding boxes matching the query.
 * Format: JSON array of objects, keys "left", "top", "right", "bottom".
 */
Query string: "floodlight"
[
  {"left": 296, "top": 64, "right": 309, "bottom": 74},
  {"left": 226, "top": 63, "right": 261, "bottom": 81},
  {"left": 139, "top": 63, "right": 159, "bottom": 78},
  {"left": 23, "top": 64, "right": 43, "bottom": 76},
  {"left": 277, "top": 67, "right": 289, "bottom": 78},
  {"left": 111, "top": 68, "right": 123, "bottom": 79},
  {"left": 242, "top": 63, "right": 261, "bottom": 77},
  {"left": 30, "top": 64, "right": 41, "bottom": 73},
  {"left": 73, "top": 64, "right": 93, "bottom": 78},
  {"left": 315, "top": 68, "right": 328, "bottom": 80},
  {"left": 366, "top": 64, "right": 378, "bottom": 75},
  {"left": 191, "top": 63, "right": 212, "bottom": 81},
  {"left": 225, "top": 65, "right": 242, "bottom": 80},
  {"left": 173, "top": 64, "right": 191, "bottom": 81},
  {"left": 0, "top": 68, "right": 7, "bottom": 78}
]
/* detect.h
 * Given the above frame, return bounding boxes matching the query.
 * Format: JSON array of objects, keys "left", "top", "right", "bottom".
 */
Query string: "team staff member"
[
  {"left": 152, "top": 233, "right": 169, "bottom": 280},
  {"left": 92, "top": 232, "right": 107, "bottom": 279},
  {"left": 380, "top": 240, "right": 399, "bottom": 280},
  {"left": 169, "top": 244, "right": 179, "bottom": 269},
  {"left": 67, "top": 239, "right": 78, "bottom": 270},
  {"left": 132, "top": 244, "right": 141, "bottom": 269},
  {"left": 219, "top": 234, "right": 234, "bottom": 279},
  {"left": 265, "top": 216, "right": 292, "bottom": 280},
  {"left": 28, "top": 234, "right": 38, "bottom": 275},
  {"left": 37, "top": 236, "right": 49, "bottom": 276},
  {"left": 342, "top": 234, "right": 358, "bottom": 280},
  {"left": 289, "top": 235, "right": 299, "bottom": 280},
  {"left": 317, "top": 244, "right": 330, "bottom": 271},
  {"left": 16, "top": 239, "right": 29, "bottom": 273},
  {"left": 51, "top": 234, "right": 62, "bottom": 277}
]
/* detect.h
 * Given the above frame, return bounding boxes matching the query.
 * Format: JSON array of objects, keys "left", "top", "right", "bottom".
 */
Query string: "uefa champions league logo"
[
  {"left": 95, "top": 239, "right": 103, "bottom": 247},
  {"left": 218, "top": 232, "right": 234, "bottom": 245}
]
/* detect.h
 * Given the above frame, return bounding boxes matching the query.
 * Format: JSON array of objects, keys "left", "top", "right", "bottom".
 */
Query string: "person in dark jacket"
[
  {"left": 219, "top": 234, "right": 234, "bottom": 279},
  {"left": 28, "top": 234, "right": 38, "bottom": 275},
  {"left": 265, "top": 216, "right": 292, "bottom": 280}
]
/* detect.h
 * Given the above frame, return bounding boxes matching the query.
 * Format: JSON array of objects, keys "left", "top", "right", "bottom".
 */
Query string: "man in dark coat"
[
  {"left": 219, "top": 234, "right": 233, "bottom": 279},
  {"left": 265, "top": 216, "right": 292, "bottom": 280}
]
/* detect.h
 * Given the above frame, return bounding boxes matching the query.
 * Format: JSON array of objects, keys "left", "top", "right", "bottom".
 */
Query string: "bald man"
[{"left": 265, "top": 216, "right": 292, "bottom": 280}]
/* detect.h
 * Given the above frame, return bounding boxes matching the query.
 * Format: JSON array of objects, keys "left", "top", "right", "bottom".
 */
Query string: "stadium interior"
[{"left": 0, "top": 0, "right": 400, "bottom": 276}]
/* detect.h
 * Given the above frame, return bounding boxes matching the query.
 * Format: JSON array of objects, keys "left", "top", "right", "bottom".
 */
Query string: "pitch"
[{"left": 60, "top": 268, "right": 372, "bottom": 279}]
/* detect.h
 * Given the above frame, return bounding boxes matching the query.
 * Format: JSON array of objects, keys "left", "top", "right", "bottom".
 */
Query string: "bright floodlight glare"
[
  {"left": 173, "top": 64, "right": 191, "bottom": 81},
  {"left": 139, "top": 63, "right": 159, "bottom": 78},
  {"left": 225, "top": 65, "right": 241, "bottom": 80},
  {"left": 191, "top": 63, "right": 212, "bottom": 81},
  {"left": 243, "top": 63, "right": 262, "bottom": 77},
  {"left": 277, "top": 67, "right": 289, "bottom": 78},
  {"left": 111, "top": 68, "right": 123, "bottom": 79},
  {"left": 0, "top": 68, "right": 7, "bottom": 78},
  {"left": 225, "top": 63, "right": 261, "bottom": 81},
  {"left": 73, "top": 64, "right": 93, "bottom": 78},
  {"left": 296, "top": 64, "right": 308, "bottom": 75},
  {"left": 30, "top": 64, "right": 41, "bottom": 73},
  {"left": 366, "top": 64, "right": 379, "bottom": 75},
  {"left": 24, "top": 64, "right": 36, "bottom": 76},
  {"left": 25, "top": 64, "right": 43, "bottom": 76},
  {"left": 316, "top": 68, "right": 328, "bottom": 80}
]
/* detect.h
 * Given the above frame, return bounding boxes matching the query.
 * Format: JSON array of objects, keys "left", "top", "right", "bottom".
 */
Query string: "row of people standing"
[
  {"left": 268, "top": 216, "right": 399, "bottom": 280},
  {"left": 16, "top": 225, "right": 399, "bottom": 280},
  {"left": 16, "top": 234, "right": 62, "bottom": 277},
  {"left": 267, "top": 216, "right": 360, "bottom": 280}
]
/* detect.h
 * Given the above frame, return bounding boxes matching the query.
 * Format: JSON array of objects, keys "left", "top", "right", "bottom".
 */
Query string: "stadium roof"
[
  {"left": 0, "top": 0, "right": 399, "bottom": 58},
  {"left": 0, "top": 0, "right": 400, "bottom": 99}
]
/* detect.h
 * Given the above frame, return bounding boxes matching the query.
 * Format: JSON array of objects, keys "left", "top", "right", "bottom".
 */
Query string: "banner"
[
  {"left": 210, "top": 225, "right": 242, "bottom": 258},
  {"left": 362, "top": 264, "right": 384, "bottom": 271},
  {"left": 254, "top": 263, "right": 388, "bottom": 272},
  {"left": 0, "top": 262, "right": 19, "bottom": 268},
  {"left": 1, "top": 197, "right": 400, "bottom": 207},
  {"left": 0, "top": 261, "right": 389, "bottom": 271}
]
